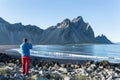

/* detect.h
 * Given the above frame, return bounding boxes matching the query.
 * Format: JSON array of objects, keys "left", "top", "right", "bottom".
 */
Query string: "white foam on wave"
[{"left": 6, "top": 48, "right": 120, "bottom": 63}]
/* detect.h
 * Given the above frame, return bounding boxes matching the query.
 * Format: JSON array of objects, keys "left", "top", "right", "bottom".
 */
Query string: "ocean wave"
[{"left": 6, "top": 48, "right": 120, "bottom": 63}]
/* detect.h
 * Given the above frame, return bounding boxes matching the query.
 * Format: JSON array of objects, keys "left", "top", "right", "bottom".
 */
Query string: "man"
[{"left": 20, "top": 38, "right": 32, "bottom": 75}]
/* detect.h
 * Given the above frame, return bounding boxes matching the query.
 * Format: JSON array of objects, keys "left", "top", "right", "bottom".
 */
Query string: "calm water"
[{"left": 9, "top": 44, "right": 120, "bottom": 63}]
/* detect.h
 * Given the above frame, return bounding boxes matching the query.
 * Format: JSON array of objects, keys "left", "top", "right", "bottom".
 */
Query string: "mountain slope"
[
  {"left": 40, "top": 16, "right": 112, "bottom": 44},
  {"left": 95, "top": 34, "right": 112, "bottom": 44},
  {"left": 0, "top": 18, "right": 43, "bottom": 44},
  {"left": 0, "top": 16, "right": 112, "bottom": 44}
]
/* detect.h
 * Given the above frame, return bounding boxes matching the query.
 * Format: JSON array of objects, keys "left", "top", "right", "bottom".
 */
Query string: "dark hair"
[{"left": 23, "top": 38, "right": 28, "bottom": 43}]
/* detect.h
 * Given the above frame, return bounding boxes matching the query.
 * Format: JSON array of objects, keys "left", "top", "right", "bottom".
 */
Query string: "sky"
[{"left": 0, "top": 0, "right": 120, "bottom": 42}]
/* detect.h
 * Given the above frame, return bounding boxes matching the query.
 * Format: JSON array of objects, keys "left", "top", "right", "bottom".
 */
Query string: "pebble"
[
  {"left": 0, "top": 53, "right": 120, "bottom": 80},
  {"left": 64, "top": 76, "right": 71, "bottom": 80},
  {"left": 58, "top": 67, "right": 68, "bottom": 74},
  {"left": 0, "top": 62, "right": 5, "bottom": 67},
  {"left": 5, "top": 66, "right": 14, "bottom": 70}
]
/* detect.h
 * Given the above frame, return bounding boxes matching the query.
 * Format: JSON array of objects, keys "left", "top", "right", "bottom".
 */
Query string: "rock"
[
  {"left": 64, "top": 76, "right": 71, "bottom": 80},
  {"left": 0, "top": 62, "right": 5, "bottom": 67},
  {"left": 0, "top": 75, "right": 6, "bottom": 80},
  {"left": 90, "top": 65, "right": 95, "bottom": 70},
  {"left": 85, "top": 60, "right": 94, "bottom": 67},
  {"left": 4, "top": 74, "right": 10, "bottom": 79},
  {"left": 107, "top": 76, "right": 112, "bottom": 80},
  {"left": 115, "top": 67, "right": 120, "bottom": 73},
  {"left": 14, "top": 73, "right": 20, "bottom": 78},
  {"left": 44, "top": 73, "right": 51, "bottom": 79},
  {"left": 50, "top": 73, "right": 62, "bottom": 80},
  {"left": 106, "top": 70, "right": 113, "bottom": 76},
  {"left": 99, "top": 66, "right": 103, "bottom": 69},
  {"left": 75, "top": 68, "right": 86, "bottom": 75},
  {"left": 49, "top": 66, "right": 56, "bottom": 72},
  {"left": 70, "top": 64, "right": 75, "bottom": 69},
  {"left": 37, "top": 77, "right": 48, "bottom": 80},
  {"left": 101, "top": 70, "right": 108, "bottom": 76},
  {"left": 54, "top": 63, "right": 59, "bottom": 69},
  {"left": 58, "top": 67, "right": 68, "bottom": 74},
  {"left": 86, "top": 67, "right": 93, "bottom": 74},
  {"left": 30, "top": 74, "right": 39, "bottom": 80},
  {"left": 109, "top": 66, "right": 115, "bottom": 70},
  {"left": 66, "top": 67, "right": 73, "bottom": 72},
  {"left": 93, "top": 76, "right": 100, "bottom": 80},
  {"left": 0, "top": 53, "right": 120, "bottom": 80},
  {"left": 74, "top": 64, "right": 79, "bottom": 69},
  {"left": 15, "top": 59, "right": 20, "bottom": 64},
  {"left": 90, "top": 64, "right": 96, "bottom": 70},
  {"left": 99, "top": 60, "right": 110, "bottom": 67},
  {"left": 113, "top": 73, "right": 119, "bottom": 78},
  {"left": 52, "top": 70, "right": 61, "bottom": 75},
  {"left": 54, "top": 63, "right": 58, "bottom": 67},
  {"left": 14, "top": 73, "right": 23, "bottom": 80},
  {"left": 0, "top": 53, "right": 10, "bottom": 62},
  {"left": 7, "top": 63, "right": 15, "bottom": 67},
  {"left": 5, "top": 66, "right": 14, "bottom": 70},
  {"left": 60, "top": 64, "right": 66, "bottom": 68},
  {"left": 101, "top": 75, "right": 106, "bottom": 80},
  {"left": 39, "top": 70, "right": 43, "bottom": 75}
]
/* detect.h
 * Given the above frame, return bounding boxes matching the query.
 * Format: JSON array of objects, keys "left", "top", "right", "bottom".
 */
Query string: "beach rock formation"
[{"left": 0, "top": 16, "right": 112, "bottom": 44}]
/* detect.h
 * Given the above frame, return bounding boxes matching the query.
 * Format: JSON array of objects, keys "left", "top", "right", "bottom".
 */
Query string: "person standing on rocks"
[{"left": 20, "top": 38, "right": 32, "bottom": 75}]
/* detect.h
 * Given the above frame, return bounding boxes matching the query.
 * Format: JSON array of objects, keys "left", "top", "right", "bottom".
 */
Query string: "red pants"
[{"left": 22, "top": 56, "right": 30, "bottom": 74}]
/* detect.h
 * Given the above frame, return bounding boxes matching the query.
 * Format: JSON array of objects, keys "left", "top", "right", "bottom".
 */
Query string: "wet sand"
[{"left": 0, "top": 45, "right": 19, "bottom": 53}]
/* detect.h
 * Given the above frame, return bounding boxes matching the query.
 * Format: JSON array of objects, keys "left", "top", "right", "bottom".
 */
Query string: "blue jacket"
[{"left": 20, "top": 42, "right": 32, "bottom": 57}]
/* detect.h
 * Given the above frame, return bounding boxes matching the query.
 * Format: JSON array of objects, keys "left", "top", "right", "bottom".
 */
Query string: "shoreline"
[
  {"left": 0, "top": 44, "right": 120, "bottom": 80},
  {"left": 0, "top": 45, "right": 93, "bottom": 64},
  {"left": 5, "top": 51, "right": 89, "bottom": 65},
  {"left": 0, "top": 52, "right": 120, "bottom": 80},
  {"left": 0, "top": 45, "right": 93, "bottom": 65},
  {"left": 1, "top": 44, "right": 119, "bottom": 64}
]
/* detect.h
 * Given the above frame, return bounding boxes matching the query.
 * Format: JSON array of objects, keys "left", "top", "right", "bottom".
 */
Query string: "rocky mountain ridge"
[{"left": 0, "top": 16, "right": 112, "bottom": 44}]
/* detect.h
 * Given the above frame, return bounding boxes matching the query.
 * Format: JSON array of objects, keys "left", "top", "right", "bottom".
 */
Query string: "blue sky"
[{"left": 0, "top": 0, "right": 120, "bottom": 42}]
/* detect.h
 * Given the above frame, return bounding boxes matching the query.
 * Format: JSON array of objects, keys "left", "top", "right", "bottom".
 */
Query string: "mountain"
[
  {"left": 95, "top": 34, "right": 112, "bottom": 44},
  {"left": 40, "top": 16, "right": 96, "bottom": 44},
  {"left": 0, "top": 16, "right": 112, "bottom": 44},
  {"left": 0, "top": 18, "right": 43, "bottom": 44},
  {"left": 115, "top": 42, "right": 120, "bottom": 44}
]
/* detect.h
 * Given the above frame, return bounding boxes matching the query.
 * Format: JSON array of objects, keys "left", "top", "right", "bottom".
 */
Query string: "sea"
[{"left": 8, "top": 44, "right": 120, "bottom": 63}]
